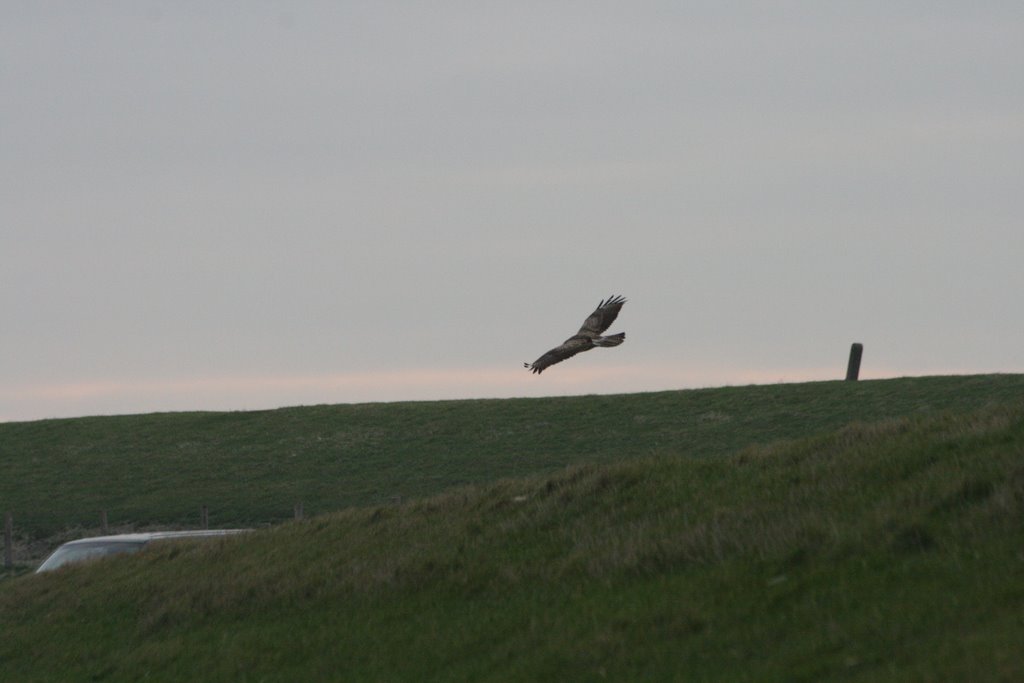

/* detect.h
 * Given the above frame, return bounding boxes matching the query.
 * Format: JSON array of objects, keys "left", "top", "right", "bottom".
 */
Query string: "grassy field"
[
  {"left": 2, "top": 374, "right": 1023, "bottom": 541},
  {"left": 1, "top": 375, "right": 1023, "bottom": 680}
]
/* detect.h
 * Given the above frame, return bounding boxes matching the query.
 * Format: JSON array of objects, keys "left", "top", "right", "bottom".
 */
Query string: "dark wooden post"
[
  {"left": 101, "top": 510, "right": 109, "bottom": 534},
  {"left": 846, "top": 343, "right": 864, "bottom": 381},
  {"left": 201, "top": 505, "right": 209, "bottom": 529},
  {"left": 4, "top": 512, "right": 13, "bottom": 569},
  {"left": 294, "top": 502, "right": 304, "bottom": 520}
]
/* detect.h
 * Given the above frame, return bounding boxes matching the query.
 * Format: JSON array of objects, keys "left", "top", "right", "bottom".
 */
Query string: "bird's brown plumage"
[{"left": 524, "top": 295, "right": 627, "bottom": 374}]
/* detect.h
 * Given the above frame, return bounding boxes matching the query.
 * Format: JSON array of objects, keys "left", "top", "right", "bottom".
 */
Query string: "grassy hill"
[
  {"left": 1, "top": 375, "right": 1023, "bottom": 680},
  {"left": 2, "top": 374, "right": 1022, "bottom": 540}
]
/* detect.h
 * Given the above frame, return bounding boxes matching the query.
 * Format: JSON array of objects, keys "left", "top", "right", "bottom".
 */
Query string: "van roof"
[{"left": 57, "top": 529, "right": 249, "bottom": 546}]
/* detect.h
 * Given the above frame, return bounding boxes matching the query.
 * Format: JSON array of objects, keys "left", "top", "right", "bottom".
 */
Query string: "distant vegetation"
[
  {"left": 3, "top": 374, "right": 1022, "bottom": 540},
  {"left": 2, "top": 375, "right": 1023, "bottom": 680}
]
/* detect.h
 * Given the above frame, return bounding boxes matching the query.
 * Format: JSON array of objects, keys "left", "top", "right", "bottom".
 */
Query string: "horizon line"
[{"left": 1, "top": 362, "right": 1006, "bottom": 424}]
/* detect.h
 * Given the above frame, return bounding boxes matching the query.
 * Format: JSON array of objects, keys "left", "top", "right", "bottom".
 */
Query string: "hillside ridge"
[{"left": 2, "top": 391, "right": 1023, "bottom": 680}]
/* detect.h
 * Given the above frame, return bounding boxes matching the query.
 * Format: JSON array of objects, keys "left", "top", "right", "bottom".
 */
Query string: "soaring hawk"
[{"left": 524, "top": 295, "right": 627, "bottom": 374}]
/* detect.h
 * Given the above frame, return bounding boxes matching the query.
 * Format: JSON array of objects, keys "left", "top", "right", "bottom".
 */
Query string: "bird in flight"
[{"left": 524, "top": 295, "right": 627, "bottom": 374}]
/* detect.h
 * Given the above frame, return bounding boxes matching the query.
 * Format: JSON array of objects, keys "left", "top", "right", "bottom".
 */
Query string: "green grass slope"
[
  {"left": 1, "top": 376, "right": 1023, "bottom": 681},
  {"left": 2, "top": 374, "right": 1023, "bottom": 540}
]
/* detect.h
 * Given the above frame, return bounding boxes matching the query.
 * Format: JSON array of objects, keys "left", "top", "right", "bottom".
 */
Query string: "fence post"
[
  {"left": 4, "top": 512, "right": 12, "bottom": 569},
  {"left": 201, "top": 505, "right": 209, "bottom": 529},
  {"left": 846, "top": 343, "right": 864, "bottom": 381},
  {"left": 294, "top": 502, "right": 304, "bottom": 520},
  {"left": 101, "top": 510, "right": 109, "bottom": 534}
]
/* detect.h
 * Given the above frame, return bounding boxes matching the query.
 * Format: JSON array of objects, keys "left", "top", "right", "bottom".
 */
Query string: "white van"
[{"left": 36, "top": 529, "right": 249, "bottom": 573}]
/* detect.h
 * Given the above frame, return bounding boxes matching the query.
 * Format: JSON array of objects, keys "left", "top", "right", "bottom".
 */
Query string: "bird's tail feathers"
[{"left": 594, "top": 332, "right": 625, "bottom": 347}]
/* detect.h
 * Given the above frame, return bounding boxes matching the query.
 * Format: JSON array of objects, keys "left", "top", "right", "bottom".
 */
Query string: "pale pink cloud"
[{"left": 0, "top": 361, "right": 986, "bottom": 423}]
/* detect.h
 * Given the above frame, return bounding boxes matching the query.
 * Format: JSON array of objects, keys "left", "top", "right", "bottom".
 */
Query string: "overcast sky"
[{"left": 3, "top": 3, "right": 1022, "bottom": 422}]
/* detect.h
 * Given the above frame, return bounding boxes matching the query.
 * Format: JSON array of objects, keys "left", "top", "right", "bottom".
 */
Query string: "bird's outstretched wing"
[
  {"left": 524, "top": 337, "right": 591, "bottom": 374},
  {"left": 577, "top": 295, "right": 627, "bottom": 336}
]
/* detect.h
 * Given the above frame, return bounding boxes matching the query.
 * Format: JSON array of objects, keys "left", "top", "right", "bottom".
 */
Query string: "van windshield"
[{"left": 36, "top": 540, "right": 148, "bottom": 572}]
